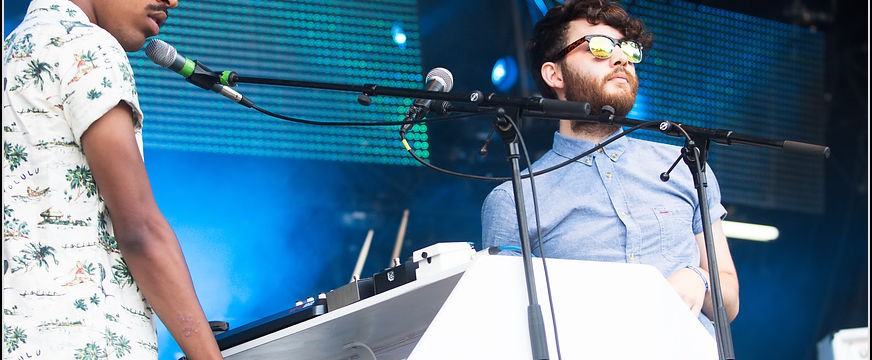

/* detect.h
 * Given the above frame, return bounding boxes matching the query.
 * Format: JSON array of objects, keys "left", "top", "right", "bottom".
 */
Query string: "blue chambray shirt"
[{"left": 481, "top": 129, "right": 727, "bottom": 335}]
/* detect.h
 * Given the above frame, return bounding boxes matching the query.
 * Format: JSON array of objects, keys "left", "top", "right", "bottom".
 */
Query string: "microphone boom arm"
[{"left": 230, "top": 74, "right": 830, "bottom": 159}]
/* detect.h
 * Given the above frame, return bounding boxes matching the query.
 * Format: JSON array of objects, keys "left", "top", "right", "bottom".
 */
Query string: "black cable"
[
  {"left": 247, "top": 91, "right": 664, "bottom": 183},
  {"left": 400, "top": 116, "right": 664, "bottom": 183},
  {"left": 400, "top": 135, "right": 503, "bottom": 181},
  {"left": 518, "top": 118, "right": 664, "bottom": 180},
  {"left": 249, "top": 96, "right": 664, "bottom": 185},
  {"left": 245, "top": 95, "right": 520, "bottom": 182},
  {"left": 249, "top": 102, "right": 484, "bottom": 128}
]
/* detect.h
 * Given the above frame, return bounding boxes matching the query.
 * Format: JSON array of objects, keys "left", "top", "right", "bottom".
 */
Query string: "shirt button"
[
  {"left": 584, "top": 158, "right": 592, "bottom": 165},
  {"left": 605, "top": 172, "right": 613, "bottom": 180},
  {"left": 629, "top": 254, "right": 636, "bottom": 261},
  {"left": 610, "top": 154, "right": 618, "bottom": 160},
  {"left": 597, "top": 148, "right": 604, "bottom": 153}
]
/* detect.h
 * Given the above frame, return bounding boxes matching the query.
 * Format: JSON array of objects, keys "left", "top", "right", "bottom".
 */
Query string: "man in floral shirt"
[{"left": 2, "top": 0, "right": 222, "bottom": 358}]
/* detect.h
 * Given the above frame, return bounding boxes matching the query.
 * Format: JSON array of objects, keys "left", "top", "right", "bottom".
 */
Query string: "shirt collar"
[
  {"left": 551, "top": 128, "right": 628, "bottom": 166},
  {"left": 27, "top": 0, "right": 92, "bottom": 24}
]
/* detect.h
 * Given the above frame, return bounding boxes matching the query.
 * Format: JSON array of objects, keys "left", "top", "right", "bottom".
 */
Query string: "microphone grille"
[
  {"left": 145, "top": 39, "right": 177, "bottom": 68},
  {"left": 426, "top": 67, "right": 454, "bottom": 92}
]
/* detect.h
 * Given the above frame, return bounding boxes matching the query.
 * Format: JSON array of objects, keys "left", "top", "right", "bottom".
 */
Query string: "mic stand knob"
[
  {"left": 660, "top": 154, "right": 683, "bottom": 182},
  {"left": 479, "top": 125, "right": 497, "bottom": 157},
  {"left": 357, "top": 94, "right": 372, "bottom": 106}
]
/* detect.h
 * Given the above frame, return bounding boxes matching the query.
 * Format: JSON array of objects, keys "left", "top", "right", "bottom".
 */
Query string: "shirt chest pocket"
[{"left": 651, "top": 206, "right": 697, "bottom": 262}]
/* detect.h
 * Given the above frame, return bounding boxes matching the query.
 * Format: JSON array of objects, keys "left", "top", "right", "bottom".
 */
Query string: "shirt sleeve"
[
  {"left": 481, "top": 186, "right": 523, "bottom": 255},
  {"left": 692, "top": 167, "right": 728, "bottom": 235},
  {"left": 57, "top": 26, "right": 143, "bottom": 145}
]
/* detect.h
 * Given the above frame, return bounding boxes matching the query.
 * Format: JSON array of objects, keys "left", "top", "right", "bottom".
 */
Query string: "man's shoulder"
[
  {"left": 486, "top": 179, "right": 514, "bottom": 197},
  {"left": 11, "top": 6, "right": 122, "bottom": 53},
  {"left": 484, "top": 149, "right": 563, "bottom": 198},
  {"left": 626, "top": 136, "right": 683, "bottom": 157}
]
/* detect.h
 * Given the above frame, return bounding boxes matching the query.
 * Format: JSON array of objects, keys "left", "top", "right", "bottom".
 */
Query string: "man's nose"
[{"left": 611, "top": 46, "right": 629, "bottom": 66}]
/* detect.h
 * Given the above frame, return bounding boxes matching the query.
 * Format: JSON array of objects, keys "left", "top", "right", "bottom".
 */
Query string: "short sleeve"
[
  {"left": 692, "top": 167, "right": 728, "bottom": 235},
  {"left": 481, "top": 185, "right": 523, "bottom": 255},
  {"left": 58, "top": 28, "right": 143, "bottom": 144}
]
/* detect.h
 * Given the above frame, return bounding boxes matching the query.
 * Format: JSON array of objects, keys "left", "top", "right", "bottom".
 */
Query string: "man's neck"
[
  {"left": 68, "top": 0, "right": 96, "bottom": 24},
  {"left": 558, "top": 120, "right": 620, "bottom": 143}
]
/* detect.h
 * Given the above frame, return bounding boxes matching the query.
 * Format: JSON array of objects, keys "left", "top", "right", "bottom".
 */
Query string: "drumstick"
[
  {"left": 351, "top": 229, "right": 374, "bottom": 282},
  {"left": 390, "top": 209, "right": 410, "bottom": 266}
]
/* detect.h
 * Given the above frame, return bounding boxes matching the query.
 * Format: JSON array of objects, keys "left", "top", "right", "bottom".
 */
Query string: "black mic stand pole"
[
  {"left": 677, "top": 135, "right": 734, "bottom": 360},
  {"left": 493, "top": 106, "right": 550, "bottom": 360}
]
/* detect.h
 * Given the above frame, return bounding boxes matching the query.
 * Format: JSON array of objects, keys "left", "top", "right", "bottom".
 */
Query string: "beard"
[{"left": 562, "top": 65, "right": 638, "bottom": 135}]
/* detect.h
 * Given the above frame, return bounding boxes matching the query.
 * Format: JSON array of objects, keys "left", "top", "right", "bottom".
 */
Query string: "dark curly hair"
[{"left": 528, "top": 0, "right": 653, "bottom": 99}]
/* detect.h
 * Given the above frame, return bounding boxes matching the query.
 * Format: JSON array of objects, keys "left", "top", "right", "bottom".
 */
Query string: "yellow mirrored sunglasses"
[{"left": 550, "top": 34, "right": 643, "bottom": 64}]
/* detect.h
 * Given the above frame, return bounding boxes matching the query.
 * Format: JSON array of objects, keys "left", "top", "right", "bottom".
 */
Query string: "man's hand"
[{"left": 667, "top": 266, "right": 709, "bottom": 317}]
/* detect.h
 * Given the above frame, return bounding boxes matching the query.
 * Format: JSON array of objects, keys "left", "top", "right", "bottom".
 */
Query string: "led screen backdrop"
[
  {"left": 123, "top": 0, "right": 827, "bottom": 213},
  {"left": 624, "top": 0, "right": 827, "bottom": 213},
  {"left": 128, "top": 0, "right": 428, "bottom": 165}
]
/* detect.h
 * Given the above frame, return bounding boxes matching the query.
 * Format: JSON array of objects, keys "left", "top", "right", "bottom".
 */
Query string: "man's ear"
[{"left": 541, "top": 62, "right": 564, "bottom": 90}]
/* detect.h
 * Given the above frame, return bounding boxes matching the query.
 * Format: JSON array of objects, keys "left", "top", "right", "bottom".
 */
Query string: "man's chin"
[
  {"left": 604, "top": 83, "right": 635, "bottom": 94},
  {"left": 599, "top": 102, "right": 635, "bottom": 116}
]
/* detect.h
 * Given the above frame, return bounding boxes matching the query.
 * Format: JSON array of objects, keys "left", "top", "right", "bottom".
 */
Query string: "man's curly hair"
[{"left": 528, "top": 0, "right": 653, "bottom": 99}]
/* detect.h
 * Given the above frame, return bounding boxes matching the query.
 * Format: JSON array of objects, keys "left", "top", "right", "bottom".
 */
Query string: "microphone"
[
  {"left": 146, "top": 39, "right": 221, "bottom": 89},
  {"left": 146, "top": 39, "right": 251, "bottom": 107},
  {"left": 400, "top": 67, "right": 454, "bottom": 135}
]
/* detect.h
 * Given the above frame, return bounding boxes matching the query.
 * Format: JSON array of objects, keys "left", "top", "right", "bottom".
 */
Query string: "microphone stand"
[
  {"left": 448, "top": 103, "right": 828, "bottom": 360},
  {"left": 229, "top": 76, "right": 554, "bottom": 359},
  {"left": 492, "top": 107, "right": 550, "bottom": 360},
  {"left": 220, "top": 74, "right": 829, "bottom": 360},
  {"left": 679, "top": 135, "right": 734, "bottom": 360},
  {"left": 525, "top": 112, "right": 829, "bottom": 360}
]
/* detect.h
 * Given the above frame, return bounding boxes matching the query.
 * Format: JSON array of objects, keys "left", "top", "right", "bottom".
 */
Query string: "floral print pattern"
[{"left": 3, "top": 0, "right": 156, "bottom": 357}]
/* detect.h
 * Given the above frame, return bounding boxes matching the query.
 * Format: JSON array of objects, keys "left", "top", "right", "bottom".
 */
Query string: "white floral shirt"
[{"left": 2, "top": 0, "right": 157, "bottom": 358}]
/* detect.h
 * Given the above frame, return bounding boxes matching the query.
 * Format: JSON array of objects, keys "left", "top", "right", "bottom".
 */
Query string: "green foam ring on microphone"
[
  {"left": 220, "top": 71, "right": 233, "bottom": 86},
  {"left": 179, "top": 58, "right": 196, "bottom": 78}
]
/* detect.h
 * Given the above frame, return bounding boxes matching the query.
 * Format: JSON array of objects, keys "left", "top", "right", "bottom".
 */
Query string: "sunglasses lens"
[
  {"left": 621, "top": 41, "right": 643, "bottom": 63},
  {"left": 587, "top": 36, "right": 615, "bottom": 59}
]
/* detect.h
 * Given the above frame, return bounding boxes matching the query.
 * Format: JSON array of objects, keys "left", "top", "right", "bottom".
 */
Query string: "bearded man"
[{"left": 481, "top": 0, "right": 739, "bottom": 335}]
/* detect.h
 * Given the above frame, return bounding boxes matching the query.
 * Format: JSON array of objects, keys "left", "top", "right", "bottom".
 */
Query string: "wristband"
[{"left": 685, "top": 265, "right": 709, "bottom": 292}]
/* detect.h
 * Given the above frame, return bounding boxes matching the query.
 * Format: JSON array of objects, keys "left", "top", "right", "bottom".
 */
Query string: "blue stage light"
[
  {"left": 392, "top": 22, "right": 407, "bottom": 49},
  {"left": 491, "top": 56, "right": 518, "bottom": 92}
]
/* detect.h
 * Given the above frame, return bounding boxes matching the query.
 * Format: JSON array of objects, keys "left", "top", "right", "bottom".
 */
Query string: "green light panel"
[
  {"left": 625, "top": 0, "right": 827, "bottom": 213},
  {"left": 129, "top": 0, "right": 428, "bottom": 165}
]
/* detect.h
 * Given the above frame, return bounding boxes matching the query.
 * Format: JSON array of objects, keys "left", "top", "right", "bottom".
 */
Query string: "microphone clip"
[
  {"left": 185, "top": 60, "right": 222, "bottom": 91},
  {"left": 493, "top": 107, "right": 520, "bottom": 144},
  {"left": 400, "top": 106, "right": 428, "bottom": 136}
]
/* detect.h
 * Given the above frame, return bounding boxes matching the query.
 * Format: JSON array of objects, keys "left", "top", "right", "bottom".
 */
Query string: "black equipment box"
[
  {"left": 215, "top": 294, "right": 327, "bottom": 350},
  {"left": 373, "top": 260, "right": 418, "bottom": 294}
]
